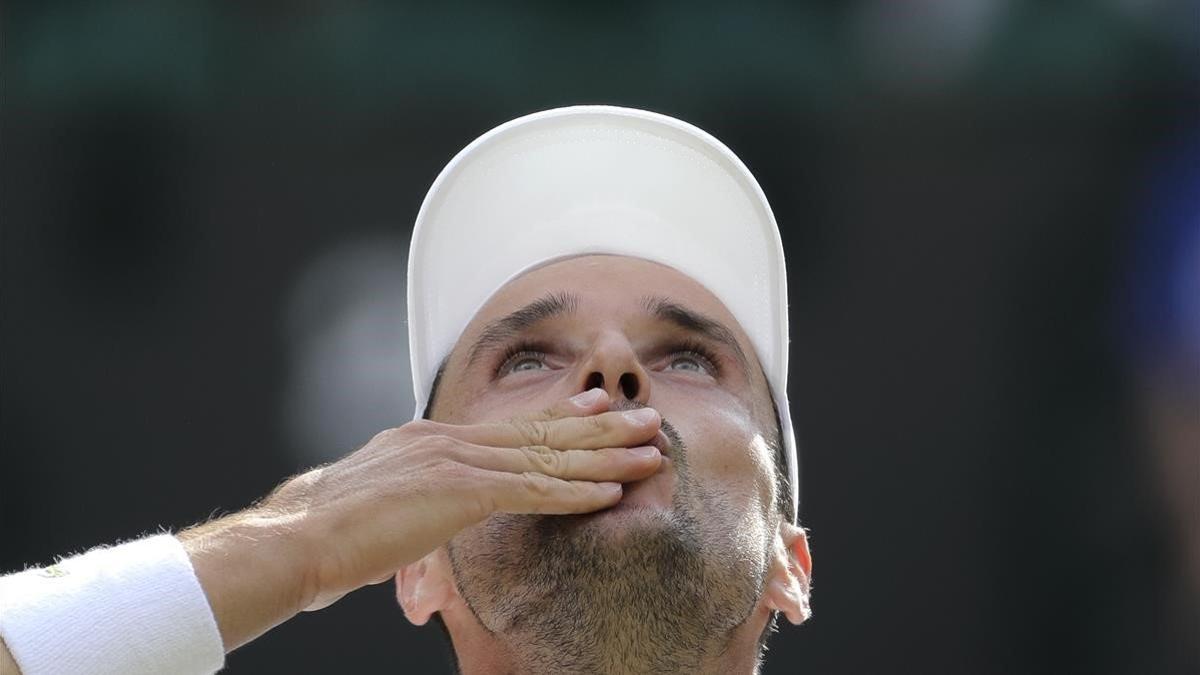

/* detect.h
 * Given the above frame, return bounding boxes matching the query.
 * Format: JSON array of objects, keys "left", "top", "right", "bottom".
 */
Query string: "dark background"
[{"left": 3, "top": 2, "right": 1198, "bottom": 673}]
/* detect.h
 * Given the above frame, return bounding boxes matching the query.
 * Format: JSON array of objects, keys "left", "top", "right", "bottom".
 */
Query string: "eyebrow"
[
  {"left": 466, "top": 291, "right": 579, "bottom": 367},
  {"left": 640, "top": 295, "right": 751, "bottom": 377},
  {"left": 464, "top": 290, "right": 752, "bottom": 379}
]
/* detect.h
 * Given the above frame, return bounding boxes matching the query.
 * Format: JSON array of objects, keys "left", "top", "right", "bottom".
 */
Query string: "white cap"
[{"left": 407, "top": 105, "right": 798, "bottom": 521}]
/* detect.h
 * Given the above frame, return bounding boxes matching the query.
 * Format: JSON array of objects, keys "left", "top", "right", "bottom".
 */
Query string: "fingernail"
[
  {"left": 628, "top": 445, "right": 659, "bottom": 459},
  {"left": 622, "top": 408, "right": 658, "bottom": 425},
  {"left": 570, "top": 388, "right": 604, "bottom": 407},
  {"left": 599, "top": 482, "right": 623, "bottom": 495}
]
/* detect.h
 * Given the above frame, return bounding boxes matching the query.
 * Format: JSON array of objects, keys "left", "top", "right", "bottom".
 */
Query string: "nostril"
[
  {"left": 585, "top": 372, "right": 604, "bottom": 390},
  {"left": 618, "top": 373, "right": 639, "bottom": 400}
]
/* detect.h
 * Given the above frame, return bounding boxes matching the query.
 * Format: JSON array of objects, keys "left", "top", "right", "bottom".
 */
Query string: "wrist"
[{"left": 179, "top": 508, "right": 316, "bottom": 651}]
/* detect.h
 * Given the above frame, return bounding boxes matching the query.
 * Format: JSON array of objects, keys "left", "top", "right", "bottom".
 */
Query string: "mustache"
[{"left": 607, "top": 400, "right": 684, "bottom": 459}]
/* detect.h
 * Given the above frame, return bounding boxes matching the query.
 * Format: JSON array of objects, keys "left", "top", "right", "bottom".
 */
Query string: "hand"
[
  {"left": 179, "top": 388, "right": 662, "bottom": 651},
  {"left": 287, "top": 388, "right": 662, "bottom": 610}
]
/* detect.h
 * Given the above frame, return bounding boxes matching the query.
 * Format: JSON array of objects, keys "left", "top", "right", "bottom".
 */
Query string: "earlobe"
[
  {"left": 394, "top": 549, "right": 459, "bottom": 626},
  {"left": 764, "top": 522, "right": 813, "bottom": 625}
]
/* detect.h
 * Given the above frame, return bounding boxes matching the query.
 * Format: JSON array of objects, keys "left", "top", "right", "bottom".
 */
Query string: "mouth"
[
  {"left": 608, "top": 427, "right": 675, "bottom": 512},
  {"left": 648, "top": 430, "right": 672, "bottom": 458}
]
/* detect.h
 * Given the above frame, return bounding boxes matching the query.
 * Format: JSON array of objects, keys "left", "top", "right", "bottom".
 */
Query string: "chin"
[
  {"left": 556, "top": 466, "right": 683, "bottom": 536},
  {"left": 593, "top": 498, "right": 672, "bottom": 522},
  {"left": 540, "top": 500, "right": 679, "bottom": 551}
]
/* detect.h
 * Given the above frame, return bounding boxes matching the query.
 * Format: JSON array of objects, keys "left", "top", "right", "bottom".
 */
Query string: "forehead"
[{"left": 458, "top": 254, "right": 750, "bottom": 344}]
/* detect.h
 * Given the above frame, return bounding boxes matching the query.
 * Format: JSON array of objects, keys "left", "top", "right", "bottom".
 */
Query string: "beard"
[{"left": 446, "top": 416, "right": 771, "bottom": 674}]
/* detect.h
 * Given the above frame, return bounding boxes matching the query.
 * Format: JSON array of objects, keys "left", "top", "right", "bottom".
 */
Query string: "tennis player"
[{"left": 0, "top": 106, "right": 812, "bottom": 674}]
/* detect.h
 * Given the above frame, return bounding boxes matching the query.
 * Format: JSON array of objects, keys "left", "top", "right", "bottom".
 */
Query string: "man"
[{"left": 0, "top": 106, "right": 812, "bottom": 674}]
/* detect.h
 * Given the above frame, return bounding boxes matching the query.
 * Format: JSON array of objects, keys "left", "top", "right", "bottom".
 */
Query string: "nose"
[{"left": 577, "top": 331, "right": 651, "bottom": 405}]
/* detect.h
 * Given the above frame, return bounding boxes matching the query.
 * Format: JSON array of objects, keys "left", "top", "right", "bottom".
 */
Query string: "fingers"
[
  {"left": 389, "top": 389, "right": 664, "bottom": 522},
  {"left": 522, "top": 387, "right": 611, "bottom": 421},
  {"left": 459, "top": 441, "right": 661, "bottom": 482},
  {"left": 484, "top": 471, "right": 624, "bottom": 515},
  {"left": 453, "top": 406, "right": 662, "bottom": 450}
]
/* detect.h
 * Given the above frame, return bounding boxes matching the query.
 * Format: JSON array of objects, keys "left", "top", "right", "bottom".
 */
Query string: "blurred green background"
[{"left": 3, "top": 2, "right": 1198, "bottom": 673}]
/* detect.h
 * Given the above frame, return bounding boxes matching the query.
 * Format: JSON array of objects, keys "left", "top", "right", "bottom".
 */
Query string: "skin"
[{"left": 0, "top": 255, "right": 811, "bottom": 675}]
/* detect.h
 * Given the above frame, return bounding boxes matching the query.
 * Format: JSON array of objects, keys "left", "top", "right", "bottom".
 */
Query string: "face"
[{"left": 430, "top": 254, "right": 784, "bottom": 671}]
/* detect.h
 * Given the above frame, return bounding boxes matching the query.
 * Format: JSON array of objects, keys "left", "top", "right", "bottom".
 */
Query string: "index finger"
[
  {"left": 454, "top": 404, "right": 661, "bottom": 450},
  {"left": 441, "top": 386, "right": 662, "bottom": 449},
  {"left": 522, "top": 387, "right": 611, "bottom": 422}
]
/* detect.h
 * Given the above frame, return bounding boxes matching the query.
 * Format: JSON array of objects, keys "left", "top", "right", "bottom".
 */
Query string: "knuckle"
[
  {"left": 404, "top": 419, "right": 445, "bottom": 437},
  {"left": 520, "top": 445, "right": 562, "bottom": 474},
  {"left": 470, "top": 483, "right": 498, "bottom": 518},
  {"left": 448, "top": 466, "right": 494, "bottom": 518},
  {"left": 426, "top": 459, "right": 473, "bottom": 492},
  {"left": 511, "top": 418, "right": 549, "bottom": 446},
  {"left": 423, "top": 434, "right": 462, "bottom": 460},
  {"left": 369, "top": 426, "right": 404, "bottom": 446},
  {"left": 438, "top": 458, "right": 471, "bottom": 481},
  {"left": 586, "top": 414, "right": 608, "bottom": 434},
  {"left": 519, "top": 471, "right": 554, "bottom": 500}
]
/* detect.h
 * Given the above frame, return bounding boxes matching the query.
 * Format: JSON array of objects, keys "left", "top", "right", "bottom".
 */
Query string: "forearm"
[{"left": 177, "top": 509, "right": 316, "bottom": 653}]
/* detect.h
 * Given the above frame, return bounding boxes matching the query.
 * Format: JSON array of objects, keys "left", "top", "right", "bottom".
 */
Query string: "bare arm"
[
  {"left": 176, "top": 389, "right": 661, "bottom": 652},
  {"left": 176, "top": 511, "right": 314, "bottom": 652}
]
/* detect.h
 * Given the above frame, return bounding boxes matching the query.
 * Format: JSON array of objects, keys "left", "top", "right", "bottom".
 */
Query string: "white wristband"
[{"left": 0, "top": 534, "right": 225, "bottom": 675}]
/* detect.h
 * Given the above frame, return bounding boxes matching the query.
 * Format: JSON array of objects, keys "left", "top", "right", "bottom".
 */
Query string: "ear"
[
  {"left": 763, "top": 521, "right": 813, "bottom": 625},
  {"left": 394, "top": 548, "right": 460, "bottom": 626}
]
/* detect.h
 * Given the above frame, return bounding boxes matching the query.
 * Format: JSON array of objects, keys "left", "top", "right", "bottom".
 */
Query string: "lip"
[
  {"left": 649, "top": 430, "right": 672, "bottom": 458},
  {"left": 613, "top": 450, "right": 674, "bottom": 511}
]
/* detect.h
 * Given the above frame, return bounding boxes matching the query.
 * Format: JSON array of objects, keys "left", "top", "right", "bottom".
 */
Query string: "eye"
[
  {"left": 667, "top": 353, "right": 708, "bottom": 373},
  {"left": 662, "top": 341, "right": 721, "bottom": 377},
  {"left": 496, "top": 342, "right": 553, "bottom": 377},
  {"left": 508, "top": 353, "right": 548, "bottom": 373}
]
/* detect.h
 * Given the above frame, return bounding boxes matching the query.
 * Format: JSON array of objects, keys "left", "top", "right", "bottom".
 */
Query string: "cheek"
[
  {"left": 661, "top": 388, "right": 776, "bottom": 515},
  {"left": 451, "top": 380, "right": 577, "bottom": 425},
  {"left": 430, "top": 356, "right": 560, "bottom": 423}
]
